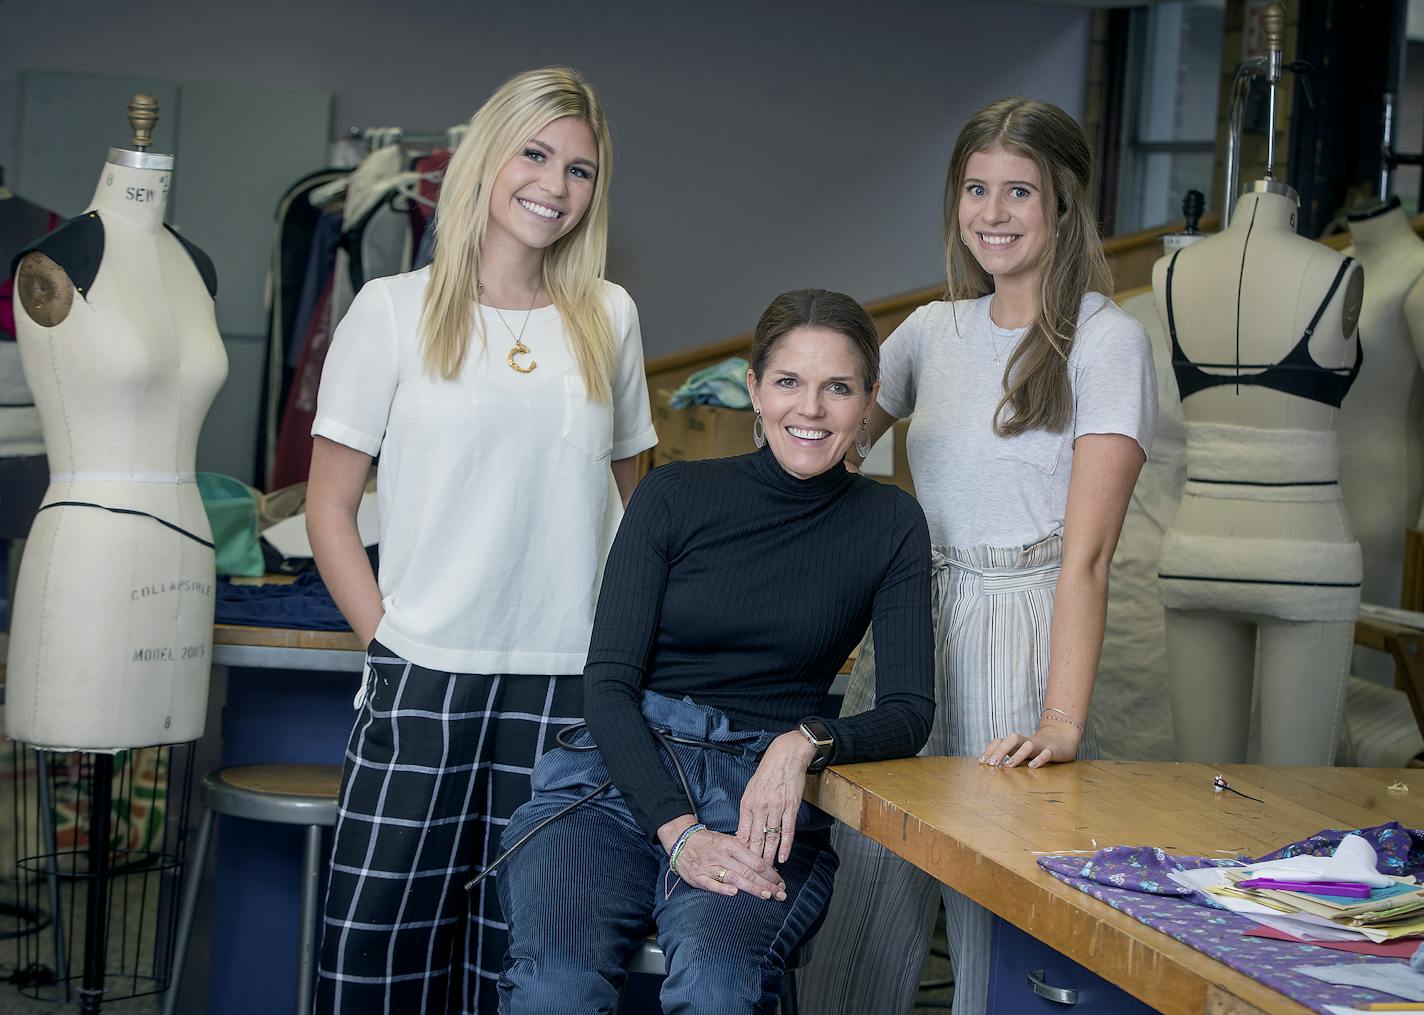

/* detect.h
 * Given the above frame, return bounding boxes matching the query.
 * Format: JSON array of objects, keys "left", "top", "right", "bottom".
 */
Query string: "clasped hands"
[{"left": 655, "top": 730, "right": 814, "bottom": 900}]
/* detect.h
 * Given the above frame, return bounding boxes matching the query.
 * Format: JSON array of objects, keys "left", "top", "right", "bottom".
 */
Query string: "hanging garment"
[
  {"left": 258, "top": 170, "right": 346, "bottom": 488},
  {"left": 270, "top": 272, "right": 336, "bottom": 489},
  {"left": 288, "top": 212, "right": 343, "bottom": 368},
  {"left": 408, "top": 149, "right": 450, "bottom": 266}
]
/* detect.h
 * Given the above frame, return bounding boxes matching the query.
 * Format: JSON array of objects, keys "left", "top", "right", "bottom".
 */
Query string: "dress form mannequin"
[
  {"left": 1153, "top": 184, "right": 1364, "bottom": 765},
  {"left": 1340, "top": 199, "right": 1424, "bottom": 625},
  {"left": 5, "top": 97, "right": 227, "bottom": 750}
]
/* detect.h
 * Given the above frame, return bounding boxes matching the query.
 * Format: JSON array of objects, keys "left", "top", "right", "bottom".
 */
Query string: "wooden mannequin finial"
[{"left": 128, "top": 94, "right": 158, "bottom": 150}]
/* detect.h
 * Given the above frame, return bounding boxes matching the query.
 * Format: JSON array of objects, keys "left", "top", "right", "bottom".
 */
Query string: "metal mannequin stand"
[{"left": 7, "top": 741, "right": 195, "bottom": 1012}]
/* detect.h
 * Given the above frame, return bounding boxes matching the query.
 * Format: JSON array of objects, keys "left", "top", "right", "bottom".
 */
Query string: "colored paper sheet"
[{"left": 1245, "top": 926, "right": 1422, "bottom": 958}]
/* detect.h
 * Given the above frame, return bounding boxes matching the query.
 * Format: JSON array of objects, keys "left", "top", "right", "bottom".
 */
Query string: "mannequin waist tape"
[{"left": 1184, "top": 422, "right": 1339, "bottom": 485}]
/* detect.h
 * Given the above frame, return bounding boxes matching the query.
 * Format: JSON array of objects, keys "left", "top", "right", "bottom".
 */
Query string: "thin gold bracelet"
[{"left": 1040, "top": 707, "right": 1085, "bottom": 734}]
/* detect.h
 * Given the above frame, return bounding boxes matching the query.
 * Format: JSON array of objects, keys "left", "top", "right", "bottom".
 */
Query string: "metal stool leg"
[
  {"left": 34, "top": 750, "right": 70, "bottom": 1000},
  {"left": 295, "top": 824, "right": 324, "bottom": 1015},
  {"left": 161, "top": 808, "right": 215, "bottom": 1015}
]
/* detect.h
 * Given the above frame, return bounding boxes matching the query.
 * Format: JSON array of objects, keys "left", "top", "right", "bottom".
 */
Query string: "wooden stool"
[
  {"left": 622, "top": 935, "right": 801, "bottom": 1013},
  {"left": 162, "top": 763, "right": 341, "bottom": 1015}
]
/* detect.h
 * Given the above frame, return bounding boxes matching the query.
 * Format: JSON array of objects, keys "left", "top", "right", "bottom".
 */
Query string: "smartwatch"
[{"left": 797, "top": 718, "right": 836, "bottom": 773}]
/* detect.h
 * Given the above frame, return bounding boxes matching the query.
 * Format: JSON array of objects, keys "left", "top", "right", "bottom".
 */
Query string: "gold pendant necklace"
[
  {"left": 506, "top": 338, "right": 536, "bottom": 374},
  {"left": 479, "top": 281, "right": 539, "bottom": 374}
]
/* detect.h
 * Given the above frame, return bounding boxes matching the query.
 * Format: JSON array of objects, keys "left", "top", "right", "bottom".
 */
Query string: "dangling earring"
[
  {"left": 854, "top": 417, "right": 871, "bottom": 458},
  {"left": 753, "top": 409, "right": 766, "bottom": 449}
]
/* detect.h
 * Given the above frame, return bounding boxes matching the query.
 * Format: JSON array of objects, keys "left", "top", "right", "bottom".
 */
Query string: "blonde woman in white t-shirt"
[
  {"left": 307, "top": 67, "right": 656, "bottom": 1015},
  {"left": 802, "top": 98, "right": 1155, "bottom": 1015}
]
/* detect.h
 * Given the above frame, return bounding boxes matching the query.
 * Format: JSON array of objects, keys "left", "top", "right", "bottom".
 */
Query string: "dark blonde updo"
[{"left": 749, "top": 289, "right": 879, "bottom": 389}]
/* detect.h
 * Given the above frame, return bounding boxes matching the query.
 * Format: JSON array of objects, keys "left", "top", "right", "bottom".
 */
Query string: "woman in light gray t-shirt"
[{"left": 802, "top": 98, "right": 1155, "bottom": 1015}]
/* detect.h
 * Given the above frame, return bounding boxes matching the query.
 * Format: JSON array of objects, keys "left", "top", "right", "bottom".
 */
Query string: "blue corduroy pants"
[{"left": 496, "top": 691, "right": 838, "bottom": 1014}]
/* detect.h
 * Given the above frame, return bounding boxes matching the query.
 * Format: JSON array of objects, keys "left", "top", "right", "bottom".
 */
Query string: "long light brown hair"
[
  {"left": 421, "top": 67, "right": 615, "bottom": 398},
  {"left": 943, "top": 96, "right": 1111, "bottom": 435}
]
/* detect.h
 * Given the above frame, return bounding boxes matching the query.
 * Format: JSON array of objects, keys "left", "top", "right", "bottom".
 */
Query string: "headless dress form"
[
  {"left": 5, "top": 150, "right": 227, "bottom": 751},
  {"left": 1340, "top": 200, "right": 1424, "bottom": 655},
  {"left": 1153, "top": 187, "right": 1363, "bottom": 766}
]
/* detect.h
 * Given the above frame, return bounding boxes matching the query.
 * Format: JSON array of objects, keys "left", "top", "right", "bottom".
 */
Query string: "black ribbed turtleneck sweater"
[{"left": 583, "top": 444, "right": 935, "bottom": 839}]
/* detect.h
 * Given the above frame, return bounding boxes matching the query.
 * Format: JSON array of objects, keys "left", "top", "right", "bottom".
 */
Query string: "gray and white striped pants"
[{"left": 801, "top": 535, "right": 1094, "bottom": 1015}]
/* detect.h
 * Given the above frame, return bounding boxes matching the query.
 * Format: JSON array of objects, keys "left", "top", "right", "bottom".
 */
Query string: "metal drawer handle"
[{"left": 1028, "top": 969, "right": 1079, "bottom": 1005}]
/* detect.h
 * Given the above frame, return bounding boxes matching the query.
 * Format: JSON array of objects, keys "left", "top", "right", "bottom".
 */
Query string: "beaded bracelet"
[
  {"left": 667, "top": 822, "right": 707, "bottom": 876},
  {"left": 1040, "top": 707, "right": 1085, "bottom": 734}
]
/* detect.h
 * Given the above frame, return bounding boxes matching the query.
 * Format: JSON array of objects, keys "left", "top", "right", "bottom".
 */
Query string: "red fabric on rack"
[
  {"left": 408, "top": 150, "right": 450, "bottom": 254},
  {"left": 3, "top": 210, "right": 61, "bottom": 339},
  {"left": 270, "top": 273, "right": 336, "bottom": 488}
]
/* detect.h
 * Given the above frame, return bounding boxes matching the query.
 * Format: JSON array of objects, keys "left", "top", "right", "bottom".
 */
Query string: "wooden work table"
[
  {"left": 211, "top": 623, "right": 364, "bottom": 671},
  {"left": 806, "top": 758, "right": 1422, "bottom": 1015},
  {"left": 209, "top": 623, "right": 860, "bottom": 683}
]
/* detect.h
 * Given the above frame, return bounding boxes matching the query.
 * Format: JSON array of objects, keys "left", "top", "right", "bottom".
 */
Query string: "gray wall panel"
[
  {"left": 15, "top": 72, "right": 178, "bottom": 217},
  {"left": 173, "top": 82, "right": 330, "bottom": 335},
  {"left": 0, "top": 0, "right": 1092, "bottom": 360}
]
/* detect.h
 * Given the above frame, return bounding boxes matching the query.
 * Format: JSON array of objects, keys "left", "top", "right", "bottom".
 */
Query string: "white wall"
[{"left": 0, "top": 0, "right": 1091, "bottom": 360}]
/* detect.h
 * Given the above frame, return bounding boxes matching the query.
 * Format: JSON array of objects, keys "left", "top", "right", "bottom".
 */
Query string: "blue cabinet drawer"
[{"left": 987, "top": 917, "right": 1158, "bottom": 1014}]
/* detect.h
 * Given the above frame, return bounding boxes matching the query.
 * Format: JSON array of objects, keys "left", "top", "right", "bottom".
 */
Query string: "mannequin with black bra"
[
  {"left": 1152, "top": 181, "right": 1363, "bottom": 765},
  {"left": 5, "top": 96, "right": 227, "bottom": 751}
]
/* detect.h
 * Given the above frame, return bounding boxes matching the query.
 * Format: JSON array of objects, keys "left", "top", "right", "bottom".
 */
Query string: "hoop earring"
[
  {"left": 753, "top": 410, "right": 766, "bottom": 449},
  {"left": 854, "top": 417, "right": 871, "bottom": 458}
]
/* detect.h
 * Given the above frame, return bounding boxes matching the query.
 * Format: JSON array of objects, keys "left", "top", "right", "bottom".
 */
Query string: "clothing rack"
[{"left": 338, "top": 126, "right": 467, "bottom": 155}]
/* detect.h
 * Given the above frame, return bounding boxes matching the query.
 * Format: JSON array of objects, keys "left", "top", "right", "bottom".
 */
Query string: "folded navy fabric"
[{"left": 214, "top": 572, "right": 349, "bottom": 631}]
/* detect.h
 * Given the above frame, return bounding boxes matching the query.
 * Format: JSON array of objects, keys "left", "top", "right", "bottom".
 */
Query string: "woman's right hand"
[{"left": 673, "top": 828, "right": 787, "bottom": 900}]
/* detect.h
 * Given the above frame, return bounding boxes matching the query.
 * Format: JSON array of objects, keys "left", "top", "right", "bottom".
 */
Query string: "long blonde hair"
[
  {"left": 943, "top": 96, "right": 1111, "bottom": 436},
  {"left": 421, "top": 66, "right": 615, "bottom": 397}
]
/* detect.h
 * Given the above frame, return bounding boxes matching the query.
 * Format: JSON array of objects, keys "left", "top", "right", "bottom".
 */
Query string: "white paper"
[
  {"left": 1297, "top": 963, "right": 1424, "bottom": 1001},
  {"left": 1165, "top": 869, "right": 1382, "bottom": 941},
  {"left": 861, "top": 428, "right": 895, "bottom": 477},
  {"left": 1238, "top": 835, "right": 1395, "bottom": 888},
  {"left": 263, "top": 492, "right": 380, "bottom": 559}
]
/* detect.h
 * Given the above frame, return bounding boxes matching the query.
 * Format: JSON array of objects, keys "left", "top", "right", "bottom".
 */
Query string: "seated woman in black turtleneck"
[{"left": 495, "top": 289, "right": 934, "bottom": 1014}]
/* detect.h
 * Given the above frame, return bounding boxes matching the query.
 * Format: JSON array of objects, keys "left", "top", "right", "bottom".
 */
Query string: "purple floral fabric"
[
  {"left": 1034, "top": 824, "right": 1424, "bottom": 1014},
  {"left": 1253, "top": 822, "right": 1424, "bottom": 876},
  {"left": 1038, "top": 844, "right": 1237, "bottom": 904}
]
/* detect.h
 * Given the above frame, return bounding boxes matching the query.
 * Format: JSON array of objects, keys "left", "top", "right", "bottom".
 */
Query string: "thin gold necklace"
[{"left": 478, "top": 281, "right": 539, "bottom": 373}]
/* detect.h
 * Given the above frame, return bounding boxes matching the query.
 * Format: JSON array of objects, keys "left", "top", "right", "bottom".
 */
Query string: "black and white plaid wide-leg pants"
[{"left": 314, "top": 641, "right": 583, "bottom": 1014}]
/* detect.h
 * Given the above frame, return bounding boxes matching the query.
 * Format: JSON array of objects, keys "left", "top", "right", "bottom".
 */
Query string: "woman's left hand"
[
  {"left": 737, "top": 731, "right": 816, "bottom": 863},
  {"left": 980, "top": 723, "right": 1082, "bottom": 768}
]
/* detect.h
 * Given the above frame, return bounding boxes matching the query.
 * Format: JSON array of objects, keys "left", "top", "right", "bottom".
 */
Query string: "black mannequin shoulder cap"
[
  {"left": 163, "top": 224, "right": 218, "bottom": 299},
  {"left": 9, "top": 211, "right": 104, "bottom": 299},
  {"left": 7, "top": 213, "right": 218, "bottom": 302}
]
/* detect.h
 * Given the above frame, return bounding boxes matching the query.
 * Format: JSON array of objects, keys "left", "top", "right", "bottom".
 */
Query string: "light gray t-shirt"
[{"left": 879, "top": 293, "right": 1156, "bottom": 548}]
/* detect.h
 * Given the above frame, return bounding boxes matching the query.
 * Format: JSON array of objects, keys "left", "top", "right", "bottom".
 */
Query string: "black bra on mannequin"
[{"left": 1165, "top": 203, "right": 1361, "bottom": 408}]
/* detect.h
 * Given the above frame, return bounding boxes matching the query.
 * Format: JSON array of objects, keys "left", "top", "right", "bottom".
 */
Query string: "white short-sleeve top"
[
  {"left": 878, "top": 292, "right": 1155, "bottom": 549},
  {"left": 313, "top": 268, "right": 658, "bottom": 674}
]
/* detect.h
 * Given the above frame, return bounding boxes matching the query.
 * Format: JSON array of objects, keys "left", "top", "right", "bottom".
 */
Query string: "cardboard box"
[
  {"left": 651, "top": 390, "right": 756, "bottom": 467},
  {"left": 651, "top": 390, "right": 916, "bottom": 497}
]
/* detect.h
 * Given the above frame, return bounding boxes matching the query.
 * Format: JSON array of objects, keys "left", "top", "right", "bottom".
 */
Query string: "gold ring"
[
  {"left": 714, "top": 866, "right": 728, "bottom": 883},
  {"left": 761, "top": 826, "right": 781, "bottom": 835}
]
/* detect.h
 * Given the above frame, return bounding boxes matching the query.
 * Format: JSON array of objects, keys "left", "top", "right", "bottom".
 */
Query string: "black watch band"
[{"left": 798, "top": 718, "right": 835, "bottom": 773}]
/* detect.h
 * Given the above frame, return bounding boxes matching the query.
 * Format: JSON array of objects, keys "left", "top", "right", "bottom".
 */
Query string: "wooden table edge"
[
  {"left": 212, "top": 623, "right": 363, "bottom": 652},
  {"left": 807, "top": 767, "right": 1307, "bottom": 1015}
]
